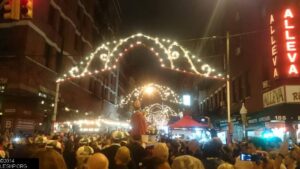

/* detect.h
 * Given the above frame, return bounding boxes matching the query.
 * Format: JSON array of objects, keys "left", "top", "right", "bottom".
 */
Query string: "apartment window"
[
  {"left": 55, "top": 51, "right": 62, "bottom": 73},
  {"left": 44, "top": 43, "right": 51, "bottom": 68}
]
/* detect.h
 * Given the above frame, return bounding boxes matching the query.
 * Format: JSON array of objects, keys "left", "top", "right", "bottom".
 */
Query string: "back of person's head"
[
  {"left": 172, "top": 155, "right": 205, "bottom": 169},
  {"left": 87, "top": 153, "right": 109, "bottom": 169},
  {"left": 111, "top": 131, "right": 126, "bottom": 143},
  {"left": 142, "top": 157, "right": 171, "bottom": 169},
  {"left": 34, "top": 135, "right": 48, "bottom": 148},
  {"left": 202, "top": 141, "right": 222, "bottom": 158},
  {"left": 46, "top": 140, "right": 62, "bottom": 154},
  {"left": 32, "top": 148, "right": 67, "bottom": 169},
  {"left": 188, "top": 140, "right": 200, "bottom": 152},
  {"left": 115, "top": 146, "right": 131, "bottom": 165},
  {"left": 152, "top": 143, "right": 169, "bottom": 162},
  {"left": 76, "top": 146, "right": 94, "bottom": 169},
  {"left": 217, "top": 163, "right": 235, "bottom": 169}
]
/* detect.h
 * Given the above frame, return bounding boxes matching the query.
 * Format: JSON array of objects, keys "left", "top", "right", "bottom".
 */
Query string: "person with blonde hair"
[
  {"left": 32, "top": 148, "right": 67, "bottom": 169},
  {"left": 87, "top": 153, "right": 109, "bottom": 169},
  {"left": 153, "top": 143, "right": 169, "bottom": 162},
  {"left": 172, "top": 155, "right": 205, "bottom": 169},
  {"left": 114, "top": 146, "right": 131, "bottom": 169},
  {"left": 217, "top": 163, "right": 235, "bottom": 169}
]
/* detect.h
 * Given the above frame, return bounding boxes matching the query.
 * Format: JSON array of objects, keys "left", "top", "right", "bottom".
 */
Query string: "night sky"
[
  {"left": 115, "top": 0, "right": 227, "bottom": 90},
  {"left": 118, "top": 0, "right": 226, "bottom": 39}
]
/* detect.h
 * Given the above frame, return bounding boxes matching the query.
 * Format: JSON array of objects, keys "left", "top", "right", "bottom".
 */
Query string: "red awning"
[{"left": 169, "top": 115, "right": 208, "bottom": 128}]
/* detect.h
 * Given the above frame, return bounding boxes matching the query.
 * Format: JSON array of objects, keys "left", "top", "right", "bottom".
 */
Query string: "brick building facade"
[
  {"left": 0, "top": 0, "right": 124, "bottom": 133},
  {"left": 197, "top": 0, "right": 300, "bottom": 140}
]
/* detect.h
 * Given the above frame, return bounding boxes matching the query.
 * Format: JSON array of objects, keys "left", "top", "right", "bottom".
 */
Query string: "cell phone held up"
[{"left": 240, "top": 153, "right": 263, "bottom": 162}]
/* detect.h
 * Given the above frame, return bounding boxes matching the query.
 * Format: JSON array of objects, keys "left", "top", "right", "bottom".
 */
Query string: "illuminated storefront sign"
[
  {"left": 270, "top": 14, "right": 279, "bottom": 78},
  {"left": 268, "top": 7, "right": 300, "bottom": 78},
  {"left": 284, "top": 9, "right": 299, "bottom": 75},
  {"left": 263, "top": 85, "right": 300, "bottom": 107},
  {"left": 263, "top": 86, "right": 285, "bottom": 108}
]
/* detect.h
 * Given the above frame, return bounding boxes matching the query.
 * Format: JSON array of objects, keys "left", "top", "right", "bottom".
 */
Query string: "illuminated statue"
[{"left": 130, "top": 100, "right": 148, "bottom": 137}]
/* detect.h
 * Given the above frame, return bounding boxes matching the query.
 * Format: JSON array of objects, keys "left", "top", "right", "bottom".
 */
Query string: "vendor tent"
[{"left": 169, "top": 115, "right": 208, "bottom": 128}]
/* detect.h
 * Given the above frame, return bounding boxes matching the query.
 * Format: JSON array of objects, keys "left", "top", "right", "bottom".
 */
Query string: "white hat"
[
  {"left": 76, "top": 146, "right": 94, "bottom": 157},
  {"left": 45, "top": 140, "right": 62, "bottom": 150},
  {"left": 34, "top": 136, "right": 48, "bottom": 145}
]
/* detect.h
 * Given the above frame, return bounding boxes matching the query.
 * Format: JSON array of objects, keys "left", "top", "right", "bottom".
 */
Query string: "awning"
[{"left": 169, "top": 115, "right": 208, "bottom": 128}]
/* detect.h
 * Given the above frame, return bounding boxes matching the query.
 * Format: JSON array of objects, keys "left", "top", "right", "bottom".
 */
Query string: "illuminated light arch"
[
  {"left": 57, "top": 33, "right": 224, "bottom": 82},
  {"left": 119, "top": 83, "right": 181, "bottom": 107},
  {"left": 143, "top": 103, "right": 180, "bottom": 127}
]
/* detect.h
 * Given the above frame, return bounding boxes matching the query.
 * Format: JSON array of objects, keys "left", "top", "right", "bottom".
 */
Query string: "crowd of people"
[{"left": 0, "top": 130, "right": 299, "bottom": 169}]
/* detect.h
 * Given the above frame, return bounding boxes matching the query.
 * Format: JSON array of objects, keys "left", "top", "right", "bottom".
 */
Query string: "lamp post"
[
  {"left": 226, "top": 32, "right": 233, "bottom": 144},
  {"left": 240, "top": 102, "right": 248, "bottom": 140}
]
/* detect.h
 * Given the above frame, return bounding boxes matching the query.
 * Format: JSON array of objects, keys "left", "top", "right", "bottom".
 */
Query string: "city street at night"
[{"left": 0, "top": 0, "right": 300, "bottom": 169}]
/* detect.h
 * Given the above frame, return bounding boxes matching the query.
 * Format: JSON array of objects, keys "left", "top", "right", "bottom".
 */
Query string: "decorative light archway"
[
  {"left": 52, "top": 33, "right": 225, "bottom": 133},
  {"left": 57, "top": 33, "right": 224, "bottom": 82},
  {"left": 119, "top": 83, "right": 181, "bottom": 107},
  {"left": 143, "top": 103, "right": 180, "bottom": 127}
]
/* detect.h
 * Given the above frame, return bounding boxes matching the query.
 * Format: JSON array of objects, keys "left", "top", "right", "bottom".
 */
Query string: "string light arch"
[
  {"left": 119, "top": 83, "right": 181, "bottom": 107},
  {"left": 57, "top": 33, "right": 224, "bottom": 82}
]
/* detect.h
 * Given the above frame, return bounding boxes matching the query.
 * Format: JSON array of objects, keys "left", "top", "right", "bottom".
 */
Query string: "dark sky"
[
  {"left": 115, "top": 0, "right": 227, "bottom": 91},
  {"left": 118, "top": 0, "right": 226, "bottom": 39}
]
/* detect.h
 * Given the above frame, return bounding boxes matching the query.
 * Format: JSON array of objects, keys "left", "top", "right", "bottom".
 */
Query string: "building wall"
[
  {"left": 0, "top": 0, "right": 122, "bottom": 133},
  {"left": 198, "top": 0, "right": 291, "bottom": 118}
]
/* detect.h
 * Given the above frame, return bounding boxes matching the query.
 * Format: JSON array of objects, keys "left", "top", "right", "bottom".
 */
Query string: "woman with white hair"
[
  {"left": 152, "top": 143, "right": 169, "bottom": 162},
  {"left": 172, "top": 155, "right": 205, "bottom": 169}
]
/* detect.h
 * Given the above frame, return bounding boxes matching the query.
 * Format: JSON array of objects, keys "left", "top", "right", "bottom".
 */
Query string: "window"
[
  {"left": 44, "top": 43, "right": 51, "bottom": 68},
  {"left": 55, "top": 51, "right": 62, "bottom": 73}
]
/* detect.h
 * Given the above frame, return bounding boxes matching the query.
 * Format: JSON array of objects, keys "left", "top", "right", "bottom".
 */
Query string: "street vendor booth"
[{"left": 169, "top": 115, "right": 209, "bottom": 142}]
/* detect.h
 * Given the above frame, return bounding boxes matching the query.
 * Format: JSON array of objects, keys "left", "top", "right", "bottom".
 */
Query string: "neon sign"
[
  {"left": 270, "top": 14, "right": 279, "bottom": 78},
  {"left": 284, "top": 9, "right": 299, "bottom": 75},
  {"left": 269, "top": 8, "right": 300, "bottom": 79}
]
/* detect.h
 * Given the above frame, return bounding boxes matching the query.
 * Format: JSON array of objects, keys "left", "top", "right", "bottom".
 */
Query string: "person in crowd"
[
  {"left": 63, "top": 135, "right": 76, "bottom": 169},
  {"left": 0, "top": 135, "right": 9, "bottom": 158},
  {"left": 114, "top": 146, "right": 131, "bottom": 169},
  {"left": 142, "top": 157, "right": 171, "bottom": 169},
  {"left": 102, "top": 131, "right": 126, "bottom": 169},
  {"left": 221, "top": 145, "right": 235, "bottom": 164},
  {"left": 201, "top": 140, "right": 224, "bottom": 169},
  {"left": 87, "top": 153, "right": 109, "bottom": 169},
  {"left": 152, "top": 143, "right": 169, "bottom": 162},
  {"left": 217, "top": 163, "right": 235, "bottom": 169},
  {"left": 34, "top": 135, "right": 48, "bottom": 148},
  {"left": 32, "top": 148, "right": 67, "bottom": 169},
  {"left": 234, "top": 140, "right": 257, "bottom": 169},
  {"left": 187, "top": 139, "right": 202, "bottom": 160},
  {"left": 172, "top": 155, "right": 205, "bottom": 169},
  {"left": 127, "top": 135, "right": 147, "bottom": 168},
  {"left": 46, "top": 140, "right": 63, "bottom": 154},
  {"left": 76, "top": 138, "right": 94, "bottom": 169}
]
